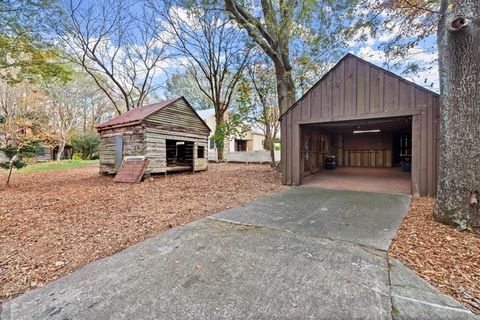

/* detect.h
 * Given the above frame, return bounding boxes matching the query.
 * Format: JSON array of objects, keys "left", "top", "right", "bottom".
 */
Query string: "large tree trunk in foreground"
[{"left": 435, "top": 0, "right": 480, "bottom": 228}]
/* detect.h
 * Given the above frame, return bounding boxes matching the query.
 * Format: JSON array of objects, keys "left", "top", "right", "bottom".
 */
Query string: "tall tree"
[
  {"left": 164, "top": 71, "right": 212, "bottom": 110},
  {"left": 379, "top": 1, "right": 480, "bottom": 228},
  {"left": 0, "top": 80, "right": 47, "bottom": 185},
  {"left": 43, "top": 77, "right": 85, "bottom": 160},
  {"left": 435, "top": 0, "right": 480, "bottom": 228},
  {"left": 149, "top": 0, "right": 252, "bottom": 160},
  {"left": 52, "top": 0, "right": 169, "bottom": 114},
  {"left": 0, "top": 0, "right": 70, "bottom": 84},
  {"left": 223, "top": 0, "right": 360, "bottom": 114},
  {"left": 246, "top": 58, "right": 279, "bottom": 166}
]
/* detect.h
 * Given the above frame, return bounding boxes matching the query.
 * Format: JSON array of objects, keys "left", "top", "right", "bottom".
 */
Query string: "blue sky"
[
  {"left": 71, "top": 1, "right": 439, "bottom": 102},
  {"left": 349, "top": 35, "right": 439, "bottom": 93}
]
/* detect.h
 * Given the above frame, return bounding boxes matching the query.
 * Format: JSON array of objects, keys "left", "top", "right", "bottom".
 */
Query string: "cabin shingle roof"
[{"left": 96, "top": 98, "right": 179, "bottom": 130}]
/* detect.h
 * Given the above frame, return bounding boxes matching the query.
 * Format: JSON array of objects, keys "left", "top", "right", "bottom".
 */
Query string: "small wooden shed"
[
  {"left": 280, "top": 53, "right": 440, "bottom": 196},
  {"left": 96, "top": 97, "right": 210, "bottom": 175}
]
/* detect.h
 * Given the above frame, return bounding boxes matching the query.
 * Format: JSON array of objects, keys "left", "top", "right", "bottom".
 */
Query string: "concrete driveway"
[{"left": 2, "top": 188, "right": 478, "bottom": 320}]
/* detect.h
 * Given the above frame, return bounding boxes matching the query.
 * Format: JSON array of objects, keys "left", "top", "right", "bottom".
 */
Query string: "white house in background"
[{"left": 196, "top": 109, "right": 268, "bottom": 154}]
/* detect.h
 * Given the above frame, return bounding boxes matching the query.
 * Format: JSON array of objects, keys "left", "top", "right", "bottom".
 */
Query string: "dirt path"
[{"left": 0, "top": 163, "right": 286, "bottom": 302}]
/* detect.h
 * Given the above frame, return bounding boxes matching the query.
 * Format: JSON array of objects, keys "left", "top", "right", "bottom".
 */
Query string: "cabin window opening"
[
  {"left": 197, "top": 146, "right": 205, "bottom": 159},
  {"left": 209, "top": 137, "right": 215, "bottom": 149}
]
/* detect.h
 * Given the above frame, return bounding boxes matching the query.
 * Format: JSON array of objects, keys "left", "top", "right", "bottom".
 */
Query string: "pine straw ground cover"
[
  {"left": 389, "top": 197, "right": 480, "bottom": 314},
  {"left": 0, "top": 163, "right": 286, "bottom": 302}
]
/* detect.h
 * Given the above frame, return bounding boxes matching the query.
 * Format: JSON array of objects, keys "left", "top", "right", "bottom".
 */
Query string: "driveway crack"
[{"left": 207, "top": 216, "right": 387, "bottom": 255}]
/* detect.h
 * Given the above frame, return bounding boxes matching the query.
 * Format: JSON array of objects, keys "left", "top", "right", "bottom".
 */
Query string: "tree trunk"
[
  {"left": 56, "top": 141, "right": 66, "bottom": 161},
  {"left": 263, "top": 127, "right": 277, "bottom": 167},
  {"left": 269, "top": 143, "right": 276, "bottom": 167},
  {"left": 5, "top": 154, "right": 18, "bottom": 186},
  {"left": 6, "top": 164, "right": 14, "bottom": 186},
  {"left": 434, "top": 0, "right": 480, "bottom": 228},
  {"left": 275, "top": 67, "right": 296, "bottom": 115},
  {"left": 215, "top": 108, "right": 226, "bottom": 162}
]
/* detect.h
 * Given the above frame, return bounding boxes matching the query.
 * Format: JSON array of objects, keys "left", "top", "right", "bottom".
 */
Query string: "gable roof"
[
  {"left": 96, "top": 97, "right": 210, "bottom": 131},
  {"left": 279, "top": 53, "right": 439, "bottom": 120}
]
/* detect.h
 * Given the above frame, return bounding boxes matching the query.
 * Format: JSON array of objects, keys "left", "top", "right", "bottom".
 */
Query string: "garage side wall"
[{"left": 280, "top": 54, "right": 439, "bottom": 196}]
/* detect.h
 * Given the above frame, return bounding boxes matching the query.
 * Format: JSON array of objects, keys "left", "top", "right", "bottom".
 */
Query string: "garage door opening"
[{"left": 300, "top": 117, "right": 412, "bottom": 194}]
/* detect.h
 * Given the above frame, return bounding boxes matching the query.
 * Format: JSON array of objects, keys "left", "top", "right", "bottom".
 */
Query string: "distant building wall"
[{"left": 208, "top": 150, "right": 281, "bottom": 163}]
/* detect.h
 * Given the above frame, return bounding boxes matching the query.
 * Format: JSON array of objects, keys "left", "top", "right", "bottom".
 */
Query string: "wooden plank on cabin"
[{"left": 114, "top": 159, "right": 149, "bottom": 183}]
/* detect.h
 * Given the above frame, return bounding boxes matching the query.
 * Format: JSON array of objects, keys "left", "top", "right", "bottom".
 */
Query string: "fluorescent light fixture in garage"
[{"left": 353, "top": 129, "right": 381, "bottom": 134}]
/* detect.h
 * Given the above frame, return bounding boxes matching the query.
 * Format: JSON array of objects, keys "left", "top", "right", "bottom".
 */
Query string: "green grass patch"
[{"left": 15, "top": 159, "right": 99, "bottom": 173}]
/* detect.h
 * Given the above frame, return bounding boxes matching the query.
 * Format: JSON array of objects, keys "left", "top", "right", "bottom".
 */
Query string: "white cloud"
[
  {"left": 357, "top": 47, "right": 386, "bottom": 62},
  {"left": 353, "top": 45, "right": 439, "bottom": 92}
]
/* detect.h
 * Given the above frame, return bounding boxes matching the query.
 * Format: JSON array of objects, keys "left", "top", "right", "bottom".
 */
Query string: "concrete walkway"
[{"left": 2, "top": 188, "right": 478, "bottom": 320}]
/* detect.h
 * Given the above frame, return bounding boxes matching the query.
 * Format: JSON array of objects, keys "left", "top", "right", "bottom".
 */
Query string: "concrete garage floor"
[
  {"left": 302, "top": 167, "right": 412, "bottom": 195},
  {"left": 2, "top": 188, "right": 477, "bottom": 320}
]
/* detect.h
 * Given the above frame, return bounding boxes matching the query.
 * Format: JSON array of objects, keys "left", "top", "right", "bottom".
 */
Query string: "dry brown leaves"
[
  {"left": 0, "top": 163, "right": 286, "bottom": 302},
  {"left": 389, "top": 197, "right": 480, "bottom": 314}
]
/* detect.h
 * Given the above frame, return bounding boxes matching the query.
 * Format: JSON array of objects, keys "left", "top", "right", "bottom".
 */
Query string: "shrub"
[
  {"left": 0, "top": 140, "right": 41, "bottom": 185},
  {"left": 71, "top": 132, "right": 100, "bottom": 160}
]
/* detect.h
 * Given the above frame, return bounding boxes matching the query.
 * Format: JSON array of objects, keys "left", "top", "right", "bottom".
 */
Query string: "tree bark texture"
[
  {"left": 275, "top": 68, "right": 296, "bottom": 116},
  {"left": 215, "top": 107, "right": 226, "bottom": 162},
  {"left": 435, "top": 0, "right": 480, "bottom": 228},
  {"left": 56, "top": 141, "right": 66, "bottom": 161}
]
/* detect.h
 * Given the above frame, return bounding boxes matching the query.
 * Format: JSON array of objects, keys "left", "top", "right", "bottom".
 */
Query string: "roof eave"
[{"left": 96, "top": 120, "right": 143, "bottom": 132}]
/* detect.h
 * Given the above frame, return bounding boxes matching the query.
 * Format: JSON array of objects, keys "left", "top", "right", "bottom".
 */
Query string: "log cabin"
[{"left": 96, "top": 97, "right": 210, "bottom": 175}]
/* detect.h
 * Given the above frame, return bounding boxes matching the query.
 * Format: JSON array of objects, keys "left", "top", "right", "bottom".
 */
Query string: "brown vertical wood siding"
[{"left": 280, "top": 54, "right": 439, "bottom": 196}]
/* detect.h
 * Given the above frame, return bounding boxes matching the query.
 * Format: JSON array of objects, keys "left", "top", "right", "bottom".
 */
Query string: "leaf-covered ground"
[
  {"left": 389, "top": 197, "right": 480, "bottom": 314},
  {"left": 0, "top": 163, "right": 286, "bottom": 302}
]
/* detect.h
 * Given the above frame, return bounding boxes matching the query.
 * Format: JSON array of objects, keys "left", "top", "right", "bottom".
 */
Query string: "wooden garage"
[
  {"left": 280, "top": 53, "right": 439, "bottom": 196},
  {"left": 97, "top": 97, "right": 210, "bottom": 176}
]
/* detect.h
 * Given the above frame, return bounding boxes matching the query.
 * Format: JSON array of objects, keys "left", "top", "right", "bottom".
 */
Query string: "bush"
[{"left": 71, "top": 132, "right": 100, "bottom": 160}]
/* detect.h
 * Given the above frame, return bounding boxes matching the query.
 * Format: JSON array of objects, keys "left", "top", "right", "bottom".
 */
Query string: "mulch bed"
[
  {"left": 389, "top": 197, "right": 480, "bottom": 314},
  {"left": 0, "top": 163, "right": 286, "bottom": 302}
]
